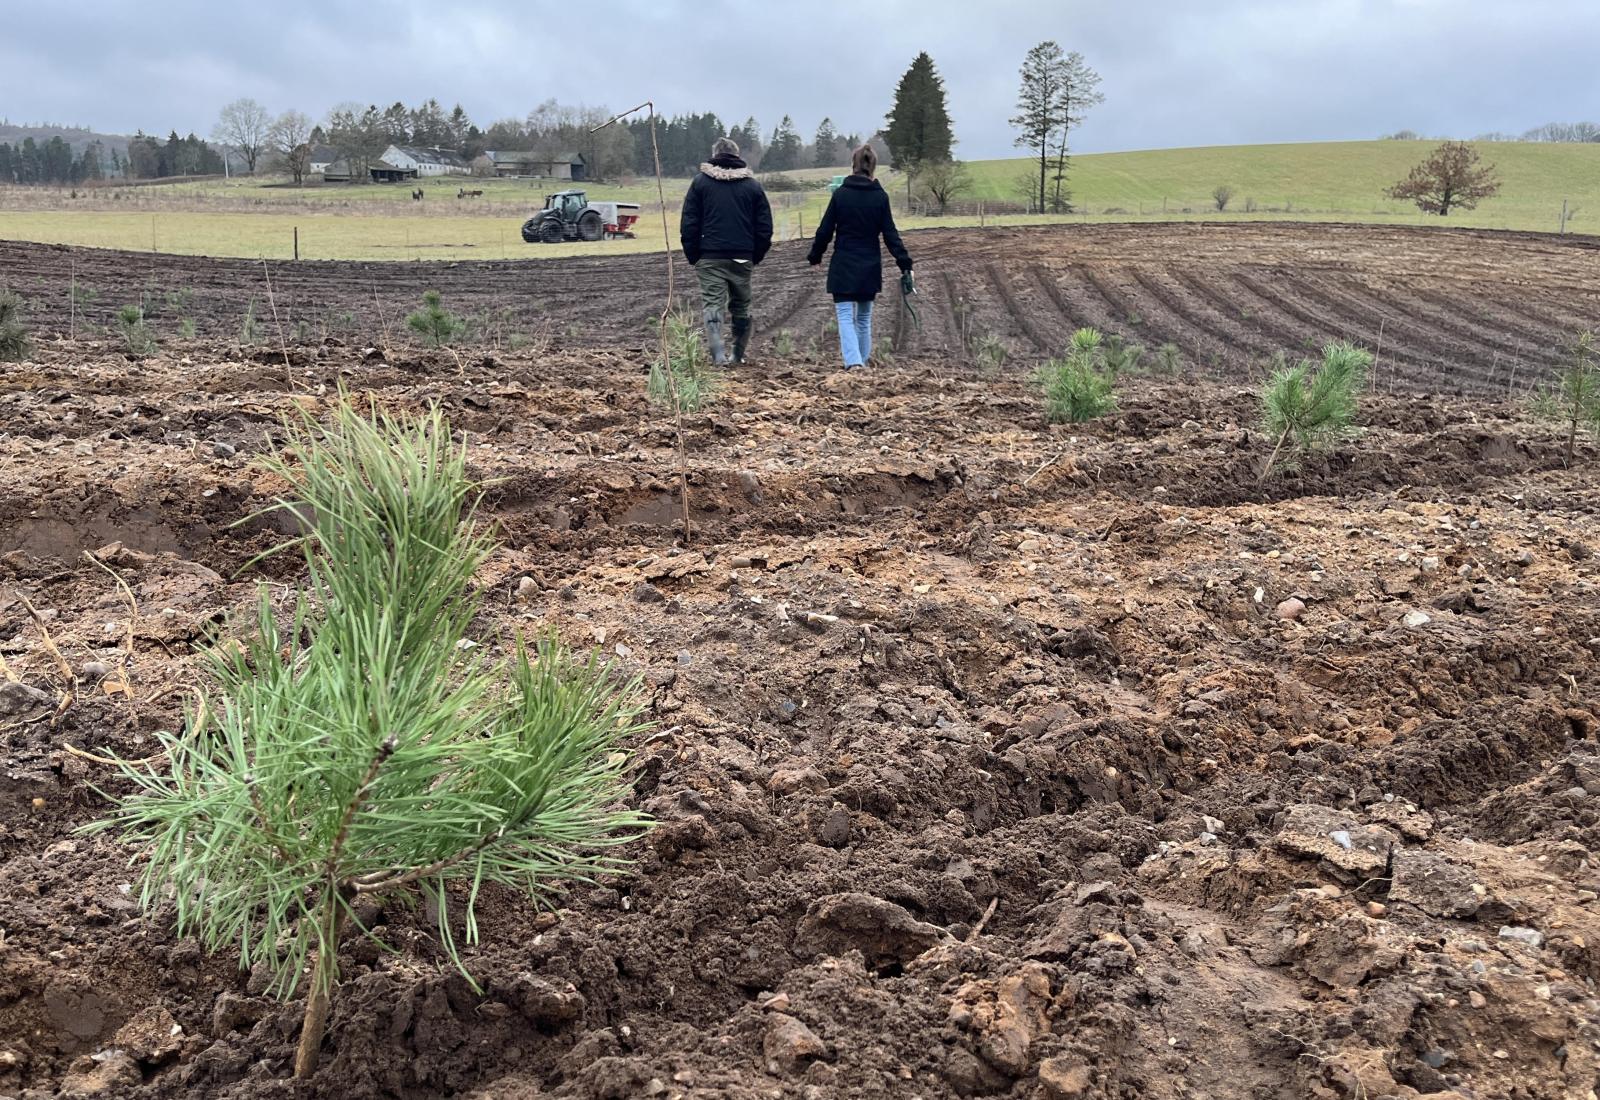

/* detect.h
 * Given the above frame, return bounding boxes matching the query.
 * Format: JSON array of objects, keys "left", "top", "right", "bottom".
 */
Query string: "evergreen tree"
[
  {"left": 1049, "top": 52, "right": 1102, "bottom": 213},
  {"left": 381, "top": 102, "right": 411, "bottom": 144},
  {"left": 764, "top": 115, "right": 803, "bottom": 171},
  {"left": 731, "top": 115, "right": 763, "bottom": 168},
  {"left": 447, "top": 104, "right": 472, "bottom": 150},
  {"left": 884, "top": 52, "right": 955, "bottom": 199},
  {"left": 1012, "top": 42, "right": 1100, "bottom": 213},
  {"left": 79, "top": 141, "right": 104, "bottom": 181},
  {"left": 813, "top": 117, "right": 840, "bottom": 167},
  {"left": 0, "top": 144, "right": 14, "bottom": 184}
]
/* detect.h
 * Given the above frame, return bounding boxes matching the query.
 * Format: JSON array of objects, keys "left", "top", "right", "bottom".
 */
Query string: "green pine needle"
[{"left": 90, "top": 399, "right": 651, "bottom": 1002}]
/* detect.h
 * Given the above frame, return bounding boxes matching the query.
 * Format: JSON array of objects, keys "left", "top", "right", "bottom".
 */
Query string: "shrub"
[
  {"left": 649, "top": 308, "right": 720, "bottom": 413},
  {"left": 1527, "top": 331, "right": 1600, "bottom": 465},
  {"left": 406, "top": 289, "right": 465, "bottom": 348},
  {"left": 1154, "top": 342, "right": 1184, "bottom": 376},
  {"left": 116, "top": 304, "right": 156, "bottom": 357},
  {"left": 91, "top": 400, "right": 650, "bottom": 1078},
  {"left": 1039, "top": 327, "right": 1118, "bottom": 423},
  {"left": 1213, "top": 185, "right": 1235, "bottom": 212},
  {"left": 0, "top": 290, "right": 32, "bottom": 362},
  {"left": 1258, "top": 340, "right": 1370, "bottom": 479},
  {"left": 974, "top": 332, "right": 1009, "bottom": 372},
  {"left": 1101, "top": 334, "right": 1146, "bottom": 376}
]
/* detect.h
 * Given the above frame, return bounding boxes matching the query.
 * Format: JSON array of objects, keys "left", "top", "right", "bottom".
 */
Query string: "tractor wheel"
[
  {"left": 539, "top": 219, "right": 564, "bottom": 244},
  {"left": 577, "top": 210, "right": 604, "bottom": 242},
  {"left": 520, "top": 217, "right": 542, "bottom": 244}
]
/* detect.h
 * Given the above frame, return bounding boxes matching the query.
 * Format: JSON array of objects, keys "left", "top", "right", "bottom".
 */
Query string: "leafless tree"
[
  {"left": 1386, "top": 141, "right": 1501, "bottom": 215},
  {"left": 1213, "top": 185, "right": 1235, "bottom": 212},
  {"left": 918, "top": 160, "right": 973, "bottom": 215},
  {"left": 213, "top": 98, "right": 272, "bottom": 174},
  {"left": 268, "top": 110, "right": 314, "bottom": 185}
]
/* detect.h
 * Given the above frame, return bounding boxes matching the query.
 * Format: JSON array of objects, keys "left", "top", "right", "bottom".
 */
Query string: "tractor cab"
[{"left": 544, "top": 190, "right": 589, "bottom": 218}]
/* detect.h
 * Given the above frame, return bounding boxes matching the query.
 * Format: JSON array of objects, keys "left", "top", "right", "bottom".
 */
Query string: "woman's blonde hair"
[{"left": 851, "top": 144, "right": 877, "bottom": 177}]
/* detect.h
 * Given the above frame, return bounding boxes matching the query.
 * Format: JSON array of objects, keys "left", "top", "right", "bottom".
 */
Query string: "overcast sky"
[{"left": 4, "top": 0, "right": 1597, "bottom": 158}]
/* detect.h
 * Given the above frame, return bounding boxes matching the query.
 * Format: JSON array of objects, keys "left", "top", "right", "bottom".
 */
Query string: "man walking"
[{"left": 680, "top": 137, "right": 773, "bottom": 365}]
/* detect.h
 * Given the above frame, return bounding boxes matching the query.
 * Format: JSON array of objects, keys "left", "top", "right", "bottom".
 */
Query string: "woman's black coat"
[{"left": 807, "top": 175, "right": 913, "bottom": 301}]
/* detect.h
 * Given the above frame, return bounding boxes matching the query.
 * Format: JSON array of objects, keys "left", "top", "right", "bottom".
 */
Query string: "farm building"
[
  {"left": 380, "top": 145, "right": 470, "bottom": 177},
  {"left": 487, "top": 150, "right": 587, "bottom": 181},
  {"left": 306, "top": 145, "right": 341, "bottom": 175},
  {"left": 322, "top": 158, "right": 417, "bottom": 184}
]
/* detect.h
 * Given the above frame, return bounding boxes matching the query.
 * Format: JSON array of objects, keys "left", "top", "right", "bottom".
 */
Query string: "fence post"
[
  {"left": 294, "top": 225, "right": 300, "bottom": 261},
  {"left": 1560, "top": 199, "right": 1569, "bottom": 234}
]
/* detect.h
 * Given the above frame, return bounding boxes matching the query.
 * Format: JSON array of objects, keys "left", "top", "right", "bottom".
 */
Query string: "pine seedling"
[
  {"left": 974, "top": 333, "right": 1009, "bottom": 373},
  {"left": 90, "top": 400, "right": 651, "bottom": 1079},
  {"left": 0, "top": 289, "right": 31, "bottom": 362},
  {"left": 406, "top": 289, "right": 465, "bottom": 348},
  {"left": 774, "top": 329, "right": 796, "bottom": 358},
  {"left": 1101, "top": 334, "right": 1146, "bottom": 376},
  {"left": 1258, "top": 340, "right": 1370, "bottom": 480},
  {"left": 648, "top": 308, "right": 720, "bottom": 413},
  {"left": 1540, "top": 331, "right": 1600, "bottom": 466},
  {"left": 1038, "top": 327, "right": 1118, "bottom": 423},
  {"left": 116, "top": 304, "right": 156, "bottom": 357},
  {"left": 1154, "top": 342, "right": 1183, "bottom": 376}
]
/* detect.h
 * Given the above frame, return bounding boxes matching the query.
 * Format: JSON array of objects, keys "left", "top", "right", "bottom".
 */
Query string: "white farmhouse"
[{"left": 379, "top": 145, "right": 470, "bottom": 177}]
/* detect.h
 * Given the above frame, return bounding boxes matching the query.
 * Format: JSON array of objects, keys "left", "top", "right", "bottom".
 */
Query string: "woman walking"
[{"left": 807, "top": 144, "right": 914, "bottom": 368}]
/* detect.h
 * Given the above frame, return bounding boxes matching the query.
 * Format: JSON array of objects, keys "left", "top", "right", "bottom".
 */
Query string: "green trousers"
[{"left": 695, "top": 258, "right": 753, "bottom": 323}]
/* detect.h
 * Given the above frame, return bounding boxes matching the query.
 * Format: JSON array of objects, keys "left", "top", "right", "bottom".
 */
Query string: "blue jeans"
[{"left": 835, "top": 300, "right": 874, "bottom": 367}]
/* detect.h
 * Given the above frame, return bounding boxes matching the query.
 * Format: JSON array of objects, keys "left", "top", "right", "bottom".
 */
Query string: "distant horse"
[{"left": 412, "top": 188, "right": 424, "bottom": 201}]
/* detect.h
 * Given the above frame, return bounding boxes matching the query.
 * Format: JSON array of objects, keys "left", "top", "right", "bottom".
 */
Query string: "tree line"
[
  {"left": 0, "top": 130, "right": 223, "bottom": 185},
  {"left": 1385, "top": 121, "right": 1600, "bottom": 143}
]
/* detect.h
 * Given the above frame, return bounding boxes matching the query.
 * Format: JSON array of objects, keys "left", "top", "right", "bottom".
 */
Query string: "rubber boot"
[
  {"left": 731, "top": 318, "right": 752, "bottom": 364},
  {"left": 703, "top": 311, "right": 727, "bottom": 366}
]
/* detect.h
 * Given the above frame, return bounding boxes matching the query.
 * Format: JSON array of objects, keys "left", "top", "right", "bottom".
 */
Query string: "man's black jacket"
[{"left": 680, "top": 156, "right": 774, "bottom": 266}]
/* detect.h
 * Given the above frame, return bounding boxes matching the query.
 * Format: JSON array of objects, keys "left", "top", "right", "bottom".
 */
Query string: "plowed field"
[
  {"left": 1, "top": 225, "right": 1598, "bottom": 1100},
  {"left": 6, "top": 222, "right": 1600, "bottom": 394}
]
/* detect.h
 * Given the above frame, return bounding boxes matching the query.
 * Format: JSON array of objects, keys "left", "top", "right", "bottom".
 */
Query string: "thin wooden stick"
[
  {"left": 592, "top": 100, "right": 692, "bottom": 543},
  {"left": 18, "top": 594, "right": 72, "bottom": 683},
  {"left": 260, "top": 259, "right": 294, "bottom": 390},
  {"left": 83, "top": 550, "right": 137, "bottom": 697},
  {"left": 965, "top": 896, "right": 1000, "bottom": 943}
]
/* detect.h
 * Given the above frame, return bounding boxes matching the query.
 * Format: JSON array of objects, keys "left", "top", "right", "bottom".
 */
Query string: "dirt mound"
[{"left": 1, "top": 325, "right": 1598, "bottom": 1100}]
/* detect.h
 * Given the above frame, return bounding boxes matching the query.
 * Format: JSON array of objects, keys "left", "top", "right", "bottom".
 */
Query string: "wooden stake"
[
  {"left": 593, "top": 100, "right": 692, "bottom": 544},
  {"left": 260, "top": 259, "right": 294, "bottom": 389}
]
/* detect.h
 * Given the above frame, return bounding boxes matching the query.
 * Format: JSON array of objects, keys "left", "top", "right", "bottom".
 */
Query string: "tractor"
[{"left": 521, "top": 190, "right": 641, "bottom": 244}]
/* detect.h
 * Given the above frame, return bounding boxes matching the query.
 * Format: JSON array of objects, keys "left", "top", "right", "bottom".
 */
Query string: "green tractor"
[{"left": 521, "top": 190, "right": 641, "bottom": 244}]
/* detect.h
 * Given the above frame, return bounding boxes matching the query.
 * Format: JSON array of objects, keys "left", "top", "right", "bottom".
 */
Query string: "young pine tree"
[
  {"left": 93, "top": 401, "right": 651, "bottom": 1079},
  {"left": 1039, "top": 327, "right": 1119, "bottom": 423},
  {"left": 1258, "top": 340, "right": 1371, "bottom": 480},
  {"left": 407, "top": 289, "right": 464, "bottom": 347},
  {"left": 0, "top": 289, "right": 31, "bottom": 362},
  {"left": 1530, "top": 330, "right": 1600, "bottom": 465}
]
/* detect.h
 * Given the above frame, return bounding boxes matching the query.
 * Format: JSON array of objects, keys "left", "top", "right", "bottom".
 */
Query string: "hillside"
[
  {"left": 957, "top": 139, "right": 1600, "bottom": 233},
  {"left": 0, "top": 122, "right": 130, "bottom": 157}
]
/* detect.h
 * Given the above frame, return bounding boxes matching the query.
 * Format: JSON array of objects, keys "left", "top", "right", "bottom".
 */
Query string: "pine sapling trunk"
[
  {"left": 1259, "top": 426, "right": 1291, "bottom": 483},
  {"left": 1567, "top": 415, "right": 1579, "bottom": 468},
  {"left": 294, "top": 885, "right": 351, "bottom": 1078}
]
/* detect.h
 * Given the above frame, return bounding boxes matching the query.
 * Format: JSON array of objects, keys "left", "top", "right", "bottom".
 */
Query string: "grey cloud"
[{"left": 4, "top": 0, "right": 1596, "bottom": 156}]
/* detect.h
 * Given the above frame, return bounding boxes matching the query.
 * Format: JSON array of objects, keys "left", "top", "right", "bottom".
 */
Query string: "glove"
[{"left": 901, "top": 271, "right": 916, "bottom": 296}]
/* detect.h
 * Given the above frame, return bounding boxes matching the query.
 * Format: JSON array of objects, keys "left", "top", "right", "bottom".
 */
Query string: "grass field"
[{"left": 0, "top": 140, "right": 1594, "bottom": 260}]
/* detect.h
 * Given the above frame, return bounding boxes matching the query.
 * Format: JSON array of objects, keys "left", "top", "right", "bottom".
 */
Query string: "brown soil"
[
  {"left": 6, "top": 222, "right": 1600, "bottom": 394},
  {"left": 1, "top": 228, "right": 1599, "bottom": 1100}
]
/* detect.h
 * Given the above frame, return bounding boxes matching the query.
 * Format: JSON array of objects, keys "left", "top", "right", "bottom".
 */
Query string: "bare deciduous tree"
[
  {"left": 918, "top": 160, "right": 973, "bottom": 215},
  {"left": 268, "top": 110, "right": 314, "bottom": 186},
  {"left": 213, "top": 98, "right": 272, "bottom": 174},
  {"left": 1213, "top": 185, "right": 1235, "bottom": 212},
  {"left": 1386, "top": 141, "right": 1501, "bottom": 216}
]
